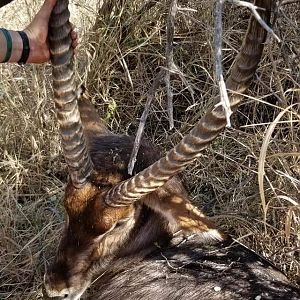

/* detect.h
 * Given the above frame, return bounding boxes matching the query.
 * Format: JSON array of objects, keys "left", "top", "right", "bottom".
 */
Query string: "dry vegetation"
[{"left": 0, "top": 0, "right": 299, "bottom": 299}]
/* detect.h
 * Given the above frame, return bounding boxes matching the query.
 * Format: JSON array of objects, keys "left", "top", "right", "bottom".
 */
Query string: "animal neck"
[
  {"left": 88, "top": 205, "right": 171, "bottom": 280},
  {"left": 118, "top": 205, "right": 172, "bottom": 258}
]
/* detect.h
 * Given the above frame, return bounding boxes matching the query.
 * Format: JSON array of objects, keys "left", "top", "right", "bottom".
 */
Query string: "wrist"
[
  {"left": 10, "top": 31, "right": 23, "bottom": 62},
  {"left": 23, "top": 28, "right": 49, "bottom": 63},
  {"left": 0, "top": 30, "right": 23, "bottom": 63}
]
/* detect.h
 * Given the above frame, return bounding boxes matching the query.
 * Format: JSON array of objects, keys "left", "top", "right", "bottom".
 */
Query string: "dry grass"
[{"left": 0, "top": 0, "right": 299, "bottom": 299}]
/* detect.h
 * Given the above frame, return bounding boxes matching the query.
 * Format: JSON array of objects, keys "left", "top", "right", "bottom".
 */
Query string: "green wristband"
[{"left": 0, "top": 28, "right": 12, "bottom": 63}]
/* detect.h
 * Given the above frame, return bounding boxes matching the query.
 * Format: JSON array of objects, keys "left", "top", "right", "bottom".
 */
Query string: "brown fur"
[
  {"left": 77, "top": 91, "right": 110, "bottom": 139},
  {"left": 43, "top": 97, "right": 223, "bottom": 299},
  {"left": 43, "top": 1, "right": 300, "bottom": 298},
  {"left": 43, "top": 96, "right": 300, "bottom": 300}
]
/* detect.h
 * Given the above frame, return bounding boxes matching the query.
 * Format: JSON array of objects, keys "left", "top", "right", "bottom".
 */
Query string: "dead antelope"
[{"left": 43, "top": 0, "right": 300, "bottom": 299}]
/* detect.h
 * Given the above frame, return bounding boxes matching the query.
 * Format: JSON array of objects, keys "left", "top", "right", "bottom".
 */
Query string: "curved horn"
[
  {"left": 49, "top": 0, "right": 93, "bottom": 188},
  {"left": 106, "top": 0, "right": 272, "bottom": 206}
]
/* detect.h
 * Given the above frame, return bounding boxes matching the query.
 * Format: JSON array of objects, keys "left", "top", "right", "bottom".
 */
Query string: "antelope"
[{"left": 40, "top": 0, "right": 300, "bottom": 299}]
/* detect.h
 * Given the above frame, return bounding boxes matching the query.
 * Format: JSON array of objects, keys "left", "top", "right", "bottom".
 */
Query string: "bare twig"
[
  {"left": 165, "top": 1, "right": 195, "bottom": 130},
  {"left": 165, "top": 64, "right": 195, "bottom": 100},
  {"left": 177, "top": 6, "right": 197, "bottom": 12},
  {"left": 165, "top": 0, "right": 178, "bottom": 130},
  {"left": 214, "top": 0, "right": 232, "bottom": 127},
  {"left": 228, "top": 0, "right": 281, "bottom": 42},
  {"left": 128, "top": 70, "right": 165, "bottom": 175},
  {"left": 128, "top": 0, "right": 195, "bottom": 174},
  {"left": 214, "top": 0, "right": 277, "bottom": 126},
  {"left": 165, "top": 0, "right": 195, "bottom": 130}
]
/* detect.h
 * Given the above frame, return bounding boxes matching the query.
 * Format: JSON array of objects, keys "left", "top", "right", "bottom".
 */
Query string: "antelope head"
[{"left": 43, "top": 0, "right": 272, "bottom": 299}]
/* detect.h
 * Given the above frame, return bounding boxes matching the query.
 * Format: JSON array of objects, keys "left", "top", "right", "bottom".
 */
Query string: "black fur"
[
  {"left": 89, "top": 234, "right": 300, "bottom": 300},
  {"left": 85, "top": 135, "right": 300, "bottom": 300}
]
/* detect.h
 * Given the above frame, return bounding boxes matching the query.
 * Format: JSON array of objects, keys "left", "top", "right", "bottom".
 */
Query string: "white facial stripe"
[
  {"left": 44, "top": 280, "right": 90, "bottom": 300},
  {"left": 44, "top": 287, "right": 69, "bottom": 298}
]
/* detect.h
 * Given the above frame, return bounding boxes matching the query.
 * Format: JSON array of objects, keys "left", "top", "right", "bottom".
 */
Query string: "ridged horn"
[
  {"left": 49, "top": 0, "right": 93, "bottom": 188},
  {"left": 105, "top": 0, "right": 272, "bottom": 206}
]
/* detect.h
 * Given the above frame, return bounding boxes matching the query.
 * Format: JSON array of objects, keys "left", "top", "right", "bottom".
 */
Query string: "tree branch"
[
  {"left": 128, "top": 70, "right": 165, "bottom": 175},
  {"left": 165, "top": 0, "right": 178, "bottom": 130},
  {"left": 214, "top": 0, "right": 232, "bottom": 127},
  {"left": 228, "top": 0, "right": 281, "bottom": 42},
  {"left": 128, "top": 0, "right": 194, "bottom": 174}
]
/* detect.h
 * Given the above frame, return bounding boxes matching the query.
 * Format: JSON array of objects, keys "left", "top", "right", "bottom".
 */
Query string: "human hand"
[{"left": 24, "top": 0, "right": 78, "bottom": 63}]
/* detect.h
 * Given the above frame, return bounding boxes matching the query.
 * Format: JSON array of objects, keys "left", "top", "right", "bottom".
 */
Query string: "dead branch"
[
  {"left": 214, "top": 0, "right": 232, "bottom": 127},
  {"left": 128, "top": 0, "right": 195, "bottom": 174},
  {"left": 165, "top": 0, "right": 178, "bottom": 130},
  {"left": 128, "top": 70, "right": 165, "bottom": 175},
  {"left": 228, "top": 0, "right": 281, "bottom": 42},
  {"left": 164, "top": 1, "right": 195, "bottom": 129}
]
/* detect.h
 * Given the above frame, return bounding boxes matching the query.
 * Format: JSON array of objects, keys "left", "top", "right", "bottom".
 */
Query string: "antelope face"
[{"left": 43, "top": 182, "right": 137, "bottom": 300}]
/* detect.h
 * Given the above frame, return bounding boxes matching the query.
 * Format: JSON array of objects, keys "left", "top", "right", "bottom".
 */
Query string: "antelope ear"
[
  {"left": 142, "top": 179, "right": 224, "bottom": 241},
  {"left": 77, "top": 90, "right": 110, "bottom": 141}
]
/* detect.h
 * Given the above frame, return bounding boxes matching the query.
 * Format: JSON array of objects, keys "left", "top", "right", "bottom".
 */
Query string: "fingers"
[
  {"left": 71, "top": 29, "right": 78, "bottom": 49},
  {"left": 70, "top": 23, "right": 79, "bottom": 50}
]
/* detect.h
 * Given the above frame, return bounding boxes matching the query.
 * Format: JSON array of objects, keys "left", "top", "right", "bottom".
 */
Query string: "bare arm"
[{"left": 0, "top": 0, "right": 78, "bottom": 64}]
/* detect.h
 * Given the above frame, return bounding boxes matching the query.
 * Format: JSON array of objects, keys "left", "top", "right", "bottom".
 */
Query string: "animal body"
[{"left": 38, "top": 0, "right": 300, "bottom": 299}]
